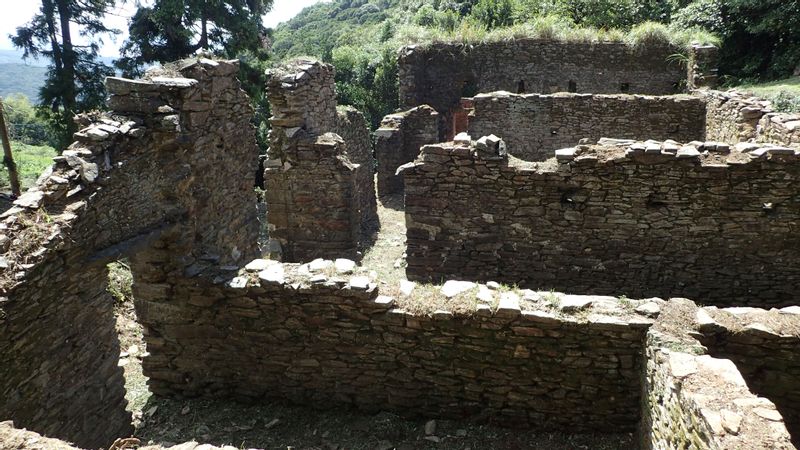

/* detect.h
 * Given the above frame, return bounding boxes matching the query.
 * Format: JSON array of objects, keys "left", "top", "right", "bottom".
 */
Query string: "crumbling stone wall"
[
  {"left": 334, "top": 106, "right": 378, "bottom": 236},
  {"left": 398, "top": 40, "right": 717, "bottom": 137},
  {"left": 696, "top": 306, "right": 800, "bottom": 445},
  {"left": 137, "top": 259, "right": 651, "bottom": 431},
  {"left": 642, "top": 325, "right": 795, "bottom": 449},
  {"left": 401, "top": 138, "right": 800, "bottom": 307},
  {"left": 467, "top": 92, "right": 706, "bottom": 160},
  {"left": 704, "top": 90, "right": 800, "bottom": 145},
  {"left": 374, "top": 105, "right": 439, "bottom": 197},
  {"left": 264, "top": 59, "right": 377, "bottom": 261},
  {"left": 0, "top": 59, "right": 258, "bottom": 448}
]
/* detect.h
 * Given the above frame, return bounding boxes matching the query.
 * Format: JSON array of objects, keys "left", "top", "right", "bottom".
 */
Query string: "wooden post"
[{"left": 0, "top": 98, "right": 21, "bottom": 197}]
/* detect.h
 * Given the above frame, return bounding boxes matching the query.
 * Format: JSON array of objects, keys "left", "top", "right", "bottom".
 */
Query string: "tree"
[
  {"left": 10, "top": 0, "right": 117, "bottom": 150},
  {"left": 118, "top": 0, "right": 273, "bottom": 76}
]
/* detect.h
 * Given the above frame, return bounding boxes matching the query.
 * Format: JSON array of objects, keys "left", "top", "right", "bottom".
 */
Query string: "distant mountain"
[
  {"left": 0, "top": 49, "right": 48, "bottom": 66},
  {"left": 0, "top": 64, "right": 47, "bottom": 101},
  {"left": 0, "top": 49, "right": 116, "bottom": 103}
]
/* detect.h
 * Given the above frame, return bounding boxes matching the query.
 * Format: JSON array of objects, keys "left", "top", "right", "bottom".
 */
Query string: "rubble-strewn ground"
[{"left": 110, "top": 196, "right": 637, "bottom": 450}]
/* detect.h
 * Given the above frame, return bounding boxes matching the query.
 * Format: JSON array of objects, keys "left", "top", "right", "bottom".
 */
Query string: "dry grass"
[{"left": 0, "top": 208, "right": 59, "bottom": 291}]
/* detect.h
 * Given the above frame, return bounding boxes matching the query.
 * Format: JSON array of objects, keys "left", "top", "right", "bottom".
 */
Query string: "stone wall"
[
  {"left": 0, "top": 58, "right": 258, "bottom": 448},
  {"left": 138, "top": 259, "right": 652, "bottom": 431},
  {"left": 642, "top": 327, "right": 795, "bottom": 449},
  {"left": 401, "top": 138, "right": 800, "bottom": 307},
  {"left": 374, "top": 105, "right": 439, "bottom": 197},
  {"left": 704, "top": 90, "right": 800, "bottom": 145},
  {"left": 696, "top": 306, "right": 800, "bottom": 445},
  {"left": 264, "top": 59, "right": 378, "bottom": 261},
  {"left": 334, "top": 106, "right": 378, "bottom": 240},
  {"left": 467, "top": 92, "right": 706, "bottom": 160},
  {"left": 398, "top": 40, "right": 717, "bottom": 137}
]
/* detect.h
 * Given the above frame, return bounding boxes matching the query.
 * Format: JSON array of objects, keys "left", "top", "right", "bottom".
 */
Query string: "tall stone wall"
[
  {"left": 334, "top": 106, "right": 378, "bottom": 239},
  {"left": 401, "top": 138, "right": 800, "bottom": 307},
  {"left": 467, "top": 92, "right": 706, "bottom": 161},
  {"left": 704, "top": 90, "right": 800, "bottom": 145},
  {"left": 398, "top": 40, "right": 717, "bottom": 137},
  {"left": 0, "top": 58, "right": 258, "bottom": 448},
  {"left": 137, "top": 259, "right": 651, "bottom": 431},
  {"left": 374, "top": 105, "right": 439, "bottom": 197},
  {"left": 697, "top": 306, "right": 800, "bottom": 445},
  {"left": 264, "top": 59, "right": 377, "bottom": 261}
]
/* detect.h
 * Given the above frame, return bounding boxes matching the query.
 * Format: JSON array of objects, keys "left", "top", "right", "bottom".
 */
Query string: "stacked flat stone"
[
  {"left": 467, "top": 92, "right": 706, "bottom": 161},
  {"left": 695, "top": 305, "right": 800, "bottom": 438},
  {"left": 0, "top": 58, "right": 259, "bottom": 448},
  {"left": 401, "top": 137, "right": 800, "bottom": 306},
  {"left": 263, "top": 59, "right": 378, "bottom": 262},
  {"left": 138, "top": 256, "right": 653, "bottom": 432},
  {"left": 398, "top": 40, "right": 718, "bottom": 138},
  {"left": 374, "top": 105, "right": 439, "bottom": 197},
  {"left": 703, "top": 89, "right": 800, "bottom": 145}
]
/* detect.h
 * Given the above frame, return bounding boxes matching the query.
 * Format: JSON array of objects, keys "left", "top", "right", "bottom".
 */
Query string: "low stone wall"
[
  {"left": 696, "top": 306, "right": 800, "bottom": 445},
  {"left": 138, "top": 259, "right": 652, "bottom": 431},
  {"left": 264, "top": 59, "right": 377, "bottom": 261},
  {"left": 642, "top": 331, "right": 794, "bottom": 449},
  {"left": 0, "top": 58, "right": 258, "bottom": 448},
  {"left": 467, "top": 92, "right": 705, "bottom": 160},
  {"left": 400, "top": 138, "right": 800, "bottom": 307},
  {"left": 703, "top": 90, "right": 800, "bottom": 145},
  {"left": 398, "top": 40, "right": 717, "bottom": 137},
  {"left": 374, "top": 105, "right": 439, "bottom": 197}
]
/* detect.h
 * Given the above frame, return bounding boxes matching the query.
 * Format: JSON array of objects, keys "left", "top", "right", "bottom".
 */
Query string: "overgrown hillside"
[{"left": 270, "top": 0, "right": 800, "bottom": 125}]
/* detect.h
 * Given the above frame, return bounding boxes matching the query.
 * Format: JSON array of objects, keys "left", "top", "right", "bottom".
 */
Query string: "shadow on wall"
[
  {"left": 0, "top": 58, "right": 260, "bottom": 448},
  {"left": 697, "top": 309, "right": 800, "bottom": 447}
]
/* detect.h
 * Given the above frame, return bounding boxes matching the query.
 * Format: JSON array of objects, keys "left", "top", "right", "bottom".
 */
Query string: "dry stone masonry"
[
  {"left": 374, "top": 105, "right": 439, "bottom": 197},
  {"left": 642, "top": 302, "right": 796, "bottom": 450},
  {"left": 0, "top": 58, "right": 258, "bottom": 448},
  {"left": 704, "top": 89, "right": 800, "bottom": 146},
  {"left": 264, "top": 59, "right": 378, "bottom": 261},
  {"left": 137, "top": 258, "right": 652, "bottom": 431},
  {"left": 398, "top": 40, "right": 718, "bottom": 137},
  {"left": 3, "top": 36, "right": 800, "bottom": 450},
  {"left": 467, "top": 92, "right": 706, "bottom": 160},
  {"left": 401, "top": 137, "right": 800, "bottom": 307},
  {"left": 696, "top": 306, "right": 800, "bottom": 446}
]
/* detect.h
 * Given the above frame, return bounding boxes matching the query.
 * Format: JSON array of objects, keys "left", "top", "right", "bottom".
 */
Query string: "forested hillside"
[
  {"left": 270, "top": 0, "right": 800, "bottom": 125},
  {"left": 0, "top": 64, "right": 47, "bottom": 100}
]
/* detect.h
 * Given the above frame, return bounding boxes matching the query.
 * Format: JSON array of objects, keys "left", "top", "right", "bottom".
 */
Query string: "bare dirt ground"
[{"left": 110, "top": 196, "right": 637, "bottom": 450}]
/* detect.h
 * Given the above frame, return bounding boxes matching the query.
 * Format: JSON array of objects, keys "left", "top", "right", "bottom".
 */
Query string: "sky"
[{"left": 0, "top": 0, "right": 325, "bottom": 58}]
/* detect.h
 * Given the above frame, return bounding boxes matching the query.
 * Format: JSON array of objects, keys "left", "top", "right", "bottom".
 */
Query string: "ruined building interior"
[{"left": 1, "top": 38, "right": 799, "bottom": 450}]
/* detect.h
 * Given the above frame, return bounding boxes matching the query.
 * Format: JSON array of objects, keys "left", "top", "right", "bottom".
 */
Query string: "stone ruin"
[
  {"left": 0, "top": 37, "right": 799, "bottom": 450},
  {"left": 263, "top": 59, "right": 378, "bottom": 261}
]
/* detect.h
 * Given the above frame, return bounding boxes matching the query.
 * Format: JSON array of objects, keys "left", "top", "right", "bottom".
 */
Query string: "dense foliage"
[
  {"left": 10, "top": 0, "right": 117, "bottom": 150},
  {"left": 117, "top": 0, "right": 273, "bottom": 77},
  {"left": 272, "top": 0, "right": 799, "bottom": 121},
  {"left": 2, "top": 94, "right": 56, "bottom": 147}
]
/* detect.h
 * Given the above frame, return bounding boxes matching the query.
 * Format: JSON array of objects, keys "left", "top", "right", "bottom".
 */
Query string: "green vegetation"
[
  {"left": 0, "top": 64, "right": 47, "bottom": 101},
  {"left": 2, "top": 94, "right": 55, "bottom": 147},
  {"left": 3, "top": 0, "right": 797, "bottom": 150},
  {"left": 11, "top": 0, "right": 117, "bottom": 150},
  {"left": 736, "top": 77, "right": 800, "bottom": 113},
  {"left": 0, "top": 141, "right": 56, "bottom": 192}
]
